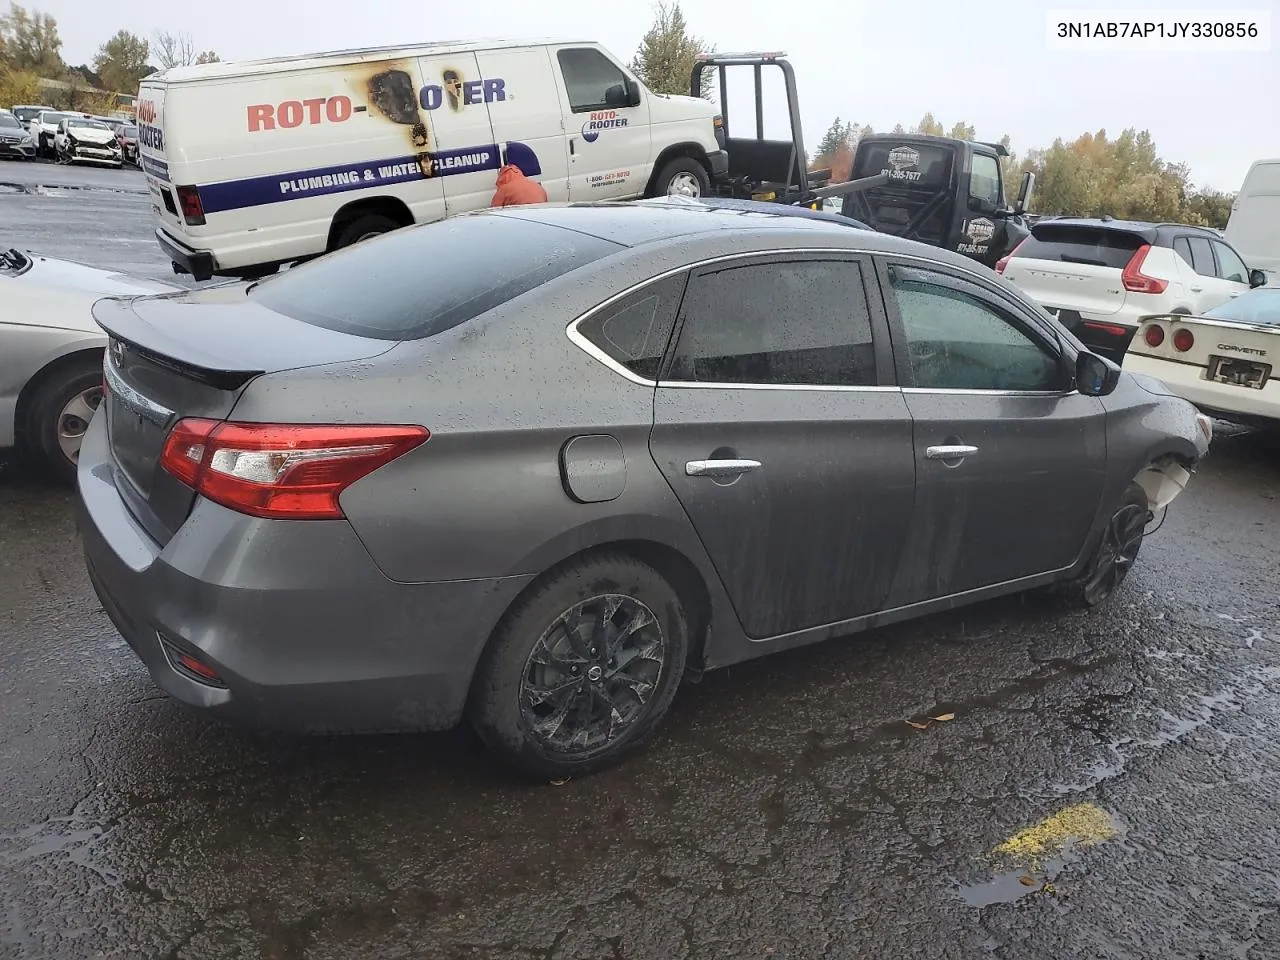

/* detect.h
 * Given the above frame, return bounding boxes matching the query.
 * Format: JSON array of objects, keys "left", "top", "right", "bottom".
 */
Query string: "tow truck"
[{"left": 691, "top": 52, "right": 1036, "bottom": 270}]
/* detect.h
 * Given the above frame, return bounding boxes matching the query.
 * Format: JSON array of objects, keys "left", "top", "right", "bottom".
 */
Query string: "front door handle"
[
  {"left": 1190, "top": 286, "right": 1203, "bottom": 293},
  {"left": 926, "top": 444, "right": 979, "bottom": 460},
  {"left": 685, "top": 458, "right": 762, "bottom": 478}
]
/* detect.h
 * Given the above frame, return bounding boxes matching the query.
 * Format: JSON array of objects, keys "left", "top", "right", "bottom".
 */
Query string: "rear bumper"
[
  {"left": 1123, "top": 353, "right": 1280, "bottom": 423},
  {"left": 156, "top": 227, "right": 216, "bottom": 282},
  {"left": 76, "top": 414, "right": 533, "bottom": 735}
]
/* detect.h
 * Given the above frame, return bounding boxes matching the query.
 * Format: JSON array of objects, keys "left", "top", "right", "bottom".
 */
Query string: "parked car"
[
  {"left": 78, "top": 199, "right": 1212, "bottom": 779},
  {"left": 108, "top": 120, "right": 139, "bottom": 164},
  {"left": 0, "top": 111, "right": 36, "bottom": 160},
  {"left": 54, "top": 116, "right": 124, "bottom": 168},
  {"left": 1126, "top": 285, "right": 1280, "bottom": 428},
  {"left": 29, "top": 109, "right": 73, "bottom": 158},
  {"left": 10, "top": 103, "right": 56, "bottom": 130},
  {"left": 997, "top": 217, "right": 1264, "bottom": 364},
  {"left": 1, "top": 247, "right": 178, "bottom": 481}
]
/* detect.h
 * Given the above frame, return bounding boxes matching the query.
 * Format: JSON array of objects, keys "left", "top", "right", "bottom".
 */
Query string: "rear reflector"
[
  {"left": 1121, "top": 244, "right": 1168, "bottom": 294},
  {"left": 160, "top": 420, "right": 429, "bottom": 519},
  {"left": 158, "top": 634, "right": 225, "bottom": 687},
  {"left": 1172, "top": 328, "right": 1195, "bottom": 352},
  {"left": 1083, "top": 320, "right": 1130, "bottom": 338},
  {"left": 1144, "top": 324, "right": 1165, "bottom": 347}
]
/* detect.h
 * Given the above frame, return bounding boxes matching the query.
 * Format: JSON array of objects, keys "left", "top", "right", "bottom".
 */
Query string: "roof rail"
[{"left": 695, "top": 51, "right": 787, "bottom": 62}]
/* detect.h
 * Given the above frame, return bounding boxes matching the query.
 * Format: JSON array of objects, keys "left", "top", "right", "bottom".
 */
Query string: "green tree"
[
  {"left": 914, "top": 112, "right": 943, "bottom": 136},
  {"left": 630, "top": 2, "right": 714, "bottom": 99},
  {"left": 1183, "top": 189, "right": 1235, "bottom": 228},
  {"left": 947, "top": 120, "right": 976, "bottom": 141},
  {"left": 0, "top": 2, "right": 63, "bottom": 76},
  {"left": 815, "top": 117, "right": 854, "bottom": 159},
  {"left": 93, "top": 29, "right": 150, "bottom": 93},
  {"left": 0, "top": 64, "right": 40, "bottom": 105},
  {"left": 195, "top": 50, "right": 219, "bottom": 64}
]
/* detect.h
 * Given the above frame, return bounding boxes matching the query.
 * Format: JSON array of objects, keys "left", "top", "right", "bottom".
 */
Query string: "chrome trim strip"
[
  {"left": 902, "top": 387, "right": 1077, "bottom": 397},
  {"left": 657, "top": 380, "right": 899, "bottom": 393},
  {"left": 104, "top": 356, "right": 174, "bottom": 426},
  {"left": 564, "top": 244, "right": 1055, "bottom": 389}
]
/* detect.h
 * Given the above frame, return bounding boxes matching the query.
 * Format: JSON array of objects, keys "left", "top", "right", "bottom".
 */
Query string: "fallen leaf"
[
  {"left": 550, "top": 778, "right": 571, "bottom": 786},
  {"left": 932, "top": 713, "right": 956, "bottom": 722},
  {"left": 1018, "top": 874, "right": 1039, "bottom": 886},
  {"left": 906, "top": 720, "right": 931, "bottom": 730}
]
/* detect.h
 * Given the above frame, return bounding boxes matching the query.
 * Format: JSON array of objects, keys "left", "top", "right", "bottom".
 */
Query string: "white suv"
[{"left": 997, "top": 217, "right": 1258, "bottom": 363}]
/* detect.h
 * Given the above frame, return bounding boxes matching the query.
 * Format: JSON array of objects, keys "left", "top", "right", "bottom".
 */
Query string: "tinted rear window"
[
  {"left": 1013, "top": 226, "right": 1144, "bottom": 269},
  {"left": 852, "top": 142, "right": 954, "bottom": 188},
  {"left": 249, "top": 214, "right": 623, "bottom": 340}
]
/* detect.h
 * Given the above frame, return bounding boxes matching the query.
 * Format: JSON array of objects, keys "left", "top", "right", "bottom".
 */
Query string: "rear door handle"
[
  {"left": 1190, "top": 286, "right": 1203, "bottom": 293},
  {"left": 685, "top": 458, "right": 762, "bottom": 478},
  {"left": 926, "top": 444, "right": 979, "bottom": 460}
]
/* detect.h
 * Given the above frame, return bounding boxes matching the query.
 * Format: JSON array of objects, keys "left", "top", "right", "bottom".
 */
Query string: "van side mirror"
[
  {"left": 1076, "top": 350, "right": 1121, "bottom": 396},
  {"left": 625, "top": 78, "right": 641, "bottom": 107},
  {"left": 604, "top": 83, "right": 628, "bottom": 107},
  {"left": 1250, "top": 268, "right": 1268, "bottom": 288},
  {"left": 1013, "top": 171, "right": 1035, "bottom": 216}
]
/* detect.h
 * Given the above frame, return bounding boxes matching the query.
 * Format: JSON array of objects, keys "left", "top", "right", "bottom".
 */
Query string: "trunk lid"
[
  {"left": 1129, "top": 312, "right": 1278, "bottom": 376},
  {"left": 93, "top": 285, "right": 396, "bottom": 544}
]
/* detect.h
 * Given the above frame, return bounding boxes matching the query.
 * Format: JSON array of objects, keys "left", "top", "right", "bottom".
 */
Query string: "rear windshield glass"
[
  {"left": 1014, "top": 226, "right": 1144, "bottom": 269},
  {"left": 852, "top": 142, "right": 954, "bottom": 188},
  {"left": 1204, "top": 287, "right": 1280, "bottom": 325},
  {"left": 249, "top": 214, "right": 623, "bottom": 341}
]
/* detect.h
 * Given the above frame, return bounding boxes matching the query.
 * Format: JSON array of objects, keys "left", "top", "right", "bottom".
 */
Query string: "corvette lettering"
[{"left": 1217, "top": 343, "right": 1267, "bottom": 357}]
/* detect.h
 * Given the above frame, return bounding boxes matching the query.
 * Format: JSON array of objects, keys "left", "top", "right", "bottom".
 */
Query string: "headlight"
[{"left": 20, "top": 136, "right": 31, "bottom": 145}]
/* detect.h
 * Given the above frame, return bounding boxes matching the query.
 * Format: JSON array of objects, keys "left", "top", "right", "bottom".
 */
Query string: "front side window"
[
  {"left": 556, "top": 48, "right": 630, "bottom": 113},
  {"left": 1211, "top": 240, "right": 1249, "bottom": 283},
  {"left": 667, "top": 259, "right": 878, "bottom": 387},
  {"left": 887, "top": 264, "right": 1064, "bottom": 392},
  {"left": 969, "top": 153, "right": 1001, "bottom": 206}
]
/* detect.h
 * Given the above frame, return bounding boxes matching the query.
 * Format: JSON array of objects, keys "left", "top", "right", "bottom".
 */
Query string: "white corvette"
[
  {"left": 1125, "top": 286, "right": 1280, "bottom": 427},
  {"left": 1, "top": 248, "right": 179, "bottom": 481}
]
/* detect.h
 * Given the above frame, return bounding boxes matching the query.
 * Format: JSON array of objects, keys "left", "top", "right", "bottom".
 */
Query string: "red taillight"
[
  {"left": 1143, "top": 324, "right": 1165, "bottom": 347},
  {"left": 995, "top": 237, "right": 1029, "bottom": 275},
  {"left": 1172, "top": 328, "right": 1195, "bottom": 352},
  {"left": 1121, "top": 244, "right": 1168, "bottom": 294},
  {"left": 175, "top": 185, "right": 205, "bottom": 226},
  {"left": 1083, "top": 320, "right": 1130, "bottom": 338},
  {"left": 160, "top": 420, "right": 430, "bottom": 519}
]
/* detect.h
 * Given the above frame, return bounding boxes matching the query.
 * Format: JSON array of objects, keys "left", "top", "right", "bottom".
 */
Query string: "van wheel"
[
  {"left": 468, "top": 553, "right": 688, "bottom": 780},
  {"left": 649, "top": 158, "right": 710, "bottom": 199},
  {"left": 332, "top": 214, "right": 400, "bottom": 250}
]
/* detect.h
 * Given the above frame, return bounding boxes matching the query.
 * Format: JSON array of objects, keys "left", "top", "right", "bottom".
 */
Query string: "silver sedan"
[{"left": 1, "top": 247, "right": 177, "bottom": 481}]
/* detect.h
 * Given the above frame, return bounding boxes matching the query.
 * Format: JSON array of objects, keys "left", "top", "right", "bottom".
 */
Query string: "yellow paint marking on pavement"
[{"left": 992, "top": 802, "right": 1119, "bottom": 866}]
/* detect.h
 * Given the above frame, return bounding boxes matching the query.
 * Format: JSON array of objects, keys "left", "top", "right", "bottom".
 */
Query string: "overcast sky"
[{"left": 43, "top": 0, "right": 1278, "bottom": 192}]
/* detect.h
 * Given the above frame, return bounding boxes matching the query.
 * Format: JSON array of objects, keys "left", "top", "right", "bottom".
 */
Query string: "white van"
[
  {"left": 137, "top": 38, "right": 727, "bottom": 281},
  {"left": 1225, "top": 158, "right": 1280, "bottom": 284}
]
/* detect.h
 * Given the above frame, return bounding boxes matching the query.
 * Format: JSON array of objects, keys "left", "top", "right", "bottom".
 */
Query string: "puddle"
[
  {"left": 958, "top": 803, "right": 1122, "bottom": 907},
  {"left": 0, "top": 814, "right": 120, "bottom": 886}
]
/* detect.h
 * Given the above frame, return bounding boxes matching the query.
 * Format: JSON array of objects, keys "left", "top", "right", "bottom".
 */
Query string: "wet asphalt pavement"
[{"left": 3, "top": 165, "right": 1280, "bottom": 960}]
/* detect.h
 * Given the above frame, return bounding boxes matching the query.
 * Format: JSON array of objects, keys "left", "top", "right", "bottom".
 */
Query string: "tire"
[
  {"left": 647, "top": 157, "right": 710, "bottom": 199},
  {"left": 468, "top": 553, "right": 689, "bottom": 780},
  {"left": 332, "top": 213, "right": 400, "bottom": 250},
  {"left": 23, "top": 355, "right": 105, "bottom": 485},
  {"left": 1058, "top": 482, "right": 1150, "bottom": 607}
]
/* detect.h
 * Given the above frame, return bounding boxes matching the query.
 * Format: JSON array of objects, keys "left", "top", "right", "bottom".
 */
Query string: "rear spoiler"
[{"left": 1136, "top": 312, "right": 1280, "bottom": 336}]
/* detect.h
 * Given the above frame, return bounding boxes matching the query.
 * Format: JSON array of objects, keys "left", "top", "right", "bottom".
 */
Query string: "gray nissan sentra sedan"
[{"left": 78, "top": 198, "right": 1213, "bottom": 779}]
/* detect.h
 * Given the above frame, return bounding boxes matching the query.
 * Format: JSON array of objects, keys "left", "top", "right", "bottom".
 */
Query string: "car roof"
[
  {"left": 477, "top": 199, "right": 978, "bottom": 266},
  {"left": 1033, "top": 216, "right": 1223, "bottom": 245},
  {"left": 154, "top": 37, "right": 593, "bottom": 83}
]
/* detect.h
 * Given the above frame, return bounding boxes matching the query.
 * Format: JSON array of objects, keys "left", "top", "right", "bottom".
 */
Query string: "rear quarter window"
[
  {"left": 1013, "top": 226, "right": 1143, "bottom": 269},
  {"left": 249, "top": 214, "right": 623, "bottom": 341}
]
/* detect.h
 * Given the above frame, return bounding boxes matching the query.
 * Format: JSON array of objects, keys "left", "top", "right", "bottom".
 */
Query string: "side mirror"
[
  {"left": 626, "top": 78, "right": 642, "bottom": 107},
  {"left": 1076, "top": 350, "right": 1121, "bottom": 397},
  {"left": 604, "top": 83, "right": 627, "bottom": 107},
  {"left": 1250, "top": 268, "right": 1268, "bottom": 288},
  {"left": 1013, "top": 171, "right": 1035, "bottom": 216}
]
